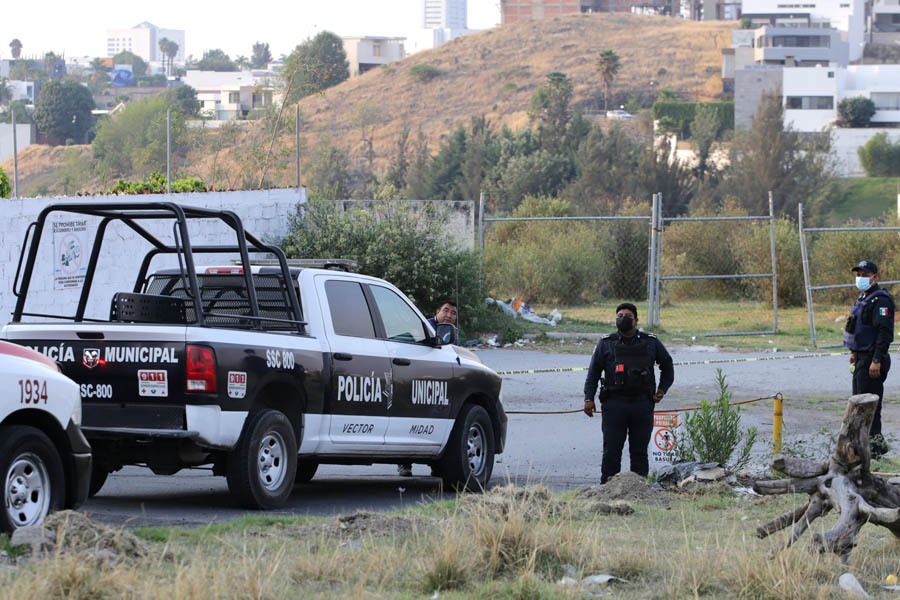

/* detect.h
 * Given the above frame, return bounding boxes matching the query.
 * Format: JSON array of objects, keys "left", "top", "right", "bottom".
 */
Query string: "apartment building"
[
  {"left": 181, "top": 70, "right": 278, "bottom": 120},
  {"left": 106, "top": 22, "right": 185, "bottom": 64},
  {"left": 423, "top": 0, "right": 468, "bottom": 28}
]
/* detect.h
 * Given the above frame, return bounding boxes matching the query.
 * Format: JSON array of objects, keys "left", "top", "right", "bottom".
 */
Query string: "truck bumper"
[{"left": 66, "top": 420, "right": 92, "bottom": 508}]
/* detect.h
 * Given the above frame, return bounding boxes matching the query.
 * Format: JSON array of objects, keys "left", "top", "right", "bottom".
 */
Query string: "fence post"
[
  {"left": 11, "top": 108, "right": 19, "bottom": 199},
  {"left": 166, "top": 109, "right": 172, "bottom": 194},
  {"left": 653, "top": 194, "right": 664, "bottom": 327},
  {"left": 478, "top": 192, "right": 485, "bottom": 283},
  {"left": 647, "top": 194, "right": 658, "bottom": 328},
  {"left": 798, "top": 203, "right": 818, "bottom": 347},
  {"left": 769, "top": 192, "right": 779, "bottom": 332},
  {"left": 296, "top": 105, "right": 302, "bottom": 196}
]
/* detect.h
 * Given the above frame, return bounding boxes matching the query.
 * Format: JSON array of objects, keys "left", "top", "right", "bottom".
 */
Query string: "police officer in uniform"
[
  {"left": 583, "top": 303, "right": 675, "bottom": 483},
  {"left": 843, "top": 260, "right": 895, "bottom": 457}
]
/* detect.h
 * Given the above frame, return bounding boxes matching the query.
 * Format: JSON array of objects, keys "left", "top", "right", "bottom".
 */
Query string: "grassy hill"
[{"left": 3, "top": 13, "right": 735, "bottom": 195}]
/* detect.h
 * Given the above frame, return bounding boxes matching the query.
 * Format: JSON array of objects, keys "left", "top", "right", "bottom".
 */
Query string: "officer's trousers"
[
  {"left": 852, "top": 353, "right": 891, "bottom": 437},
  {"left": 600, "top": 395, "right": 654, "bottom": 484}
]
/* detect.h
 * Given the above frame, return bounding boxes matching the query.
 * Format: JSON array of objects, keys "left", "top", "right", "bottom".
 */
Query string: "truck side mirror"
[{"left": 434, "top": 323, "right": 458, "bottom": 346}]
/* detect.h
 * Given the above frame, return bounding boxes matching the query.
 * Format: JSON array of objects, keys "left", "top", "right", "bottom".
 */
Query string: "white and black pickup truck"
[{"left": 3, "top": 202, "right": 506, "bottom": 510}]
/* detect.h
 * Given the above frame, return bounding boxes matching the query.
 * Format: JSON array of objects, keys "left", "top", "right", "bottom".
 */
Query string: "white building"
[
  {"left": 342, "top": 37, "right": 406, "bottom": 77},
  {"left": 6, "top": 81, "right": 39, "bottom": 105},
  {"left": 423, "top": 0, "right": 468, "bottom": 29},
  {"left": 106, "top": 22, "right": 186, "bottom": 64},
  {"left": 740, "top": 0, "right": 866, "bottom": 61},
  {"left": 783, "top": 64, "right": 900, "bottom": 175},
  {"left": 181, "top": 70, "right": 279, "bottom": 120}
]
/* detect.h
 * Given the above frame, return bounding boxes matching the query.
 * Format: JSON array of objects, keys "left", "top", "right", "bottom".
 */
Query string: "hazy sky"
[{"left": 1, "top": 0, "right": 502, "bottom": 61}]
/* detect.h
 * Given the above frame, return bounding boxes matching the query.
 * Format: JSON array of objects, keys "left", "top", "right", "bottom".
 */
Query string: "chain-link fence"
[
  {"left": 799, "top": 202, "right": 900, "bottom": 348},
  {"left": 477, "top": 193, "right": 780, "bottom": 337},
  {"left": 650, "top": 195, "right": 779, "bottom": 338}
]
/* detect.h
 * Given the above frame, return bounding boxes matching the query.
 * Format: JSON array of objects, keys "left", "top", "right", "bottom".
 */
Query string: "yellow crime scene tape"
[
  {"left": 505, "top": 393, "right": 781, "bottom": 415},
  {"left": 494, "top": 351, "right": 847, "bottom": 377}
]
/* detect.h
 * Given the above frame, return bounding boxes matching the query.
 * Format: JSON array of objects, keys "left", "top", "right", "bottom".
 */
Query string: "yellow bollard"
[{"left": 773, "top": 394, "right": 783, "bottom": 457}]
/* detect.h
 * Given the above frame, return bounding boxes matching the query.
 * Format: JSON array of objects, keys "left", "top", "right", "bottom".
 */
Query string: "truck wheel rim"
[
  {"left": 257, "top": 432, "right": 287, "bottom": 491},
  {"left": 5, "top": 452, "right": 51, "bottom": 528},
  {"left": 467, "top": 423, "right": 486, "bottom": 477}
]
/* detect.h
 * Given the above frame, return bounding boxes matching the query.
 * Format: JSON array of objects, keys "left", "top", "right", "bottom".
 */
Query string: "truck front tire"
[
  {"left": 438, "top": 404, "right": 495, "bottom": 492},
  {"left": 226, "top": 409, "right": 298, "bottom": 509},
  {"left": 0, "top": 425, "right": 65, "bottom": 533}
]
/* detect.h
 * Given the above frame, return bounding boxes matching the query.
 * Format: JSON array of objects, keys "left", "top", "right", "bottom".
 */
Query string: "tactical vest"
[
  {"left": 609, "top": 336, "right": 656, "bottom": 398},
  {"left": 843, "top": 288, "right": 893, "bottom": 351}
]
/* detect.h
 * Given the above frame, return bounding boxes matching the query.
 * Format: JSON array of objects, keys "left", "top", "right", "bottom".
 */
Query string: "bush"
[
  {"left": 110, "top": 173, "right": 206, "bottom": 194},
  {"left": 409, "top": 64, "right": 441, "bottom": 83},
  {"left": 733, "top": 215, "right": 805, "bottom": 307},
  {"left": 282, "top": 195, "right": 484, "bottom": 334},
  {"left": 0, "top": 167, "right": 10, "bottom": 199},
  {"left": 858, "top": 133, "right": 900, "bottom": 177},
  {"left": 675, "top": 370, "right": 758, "bottom": 471},
  {"left": 836, "top": 97, "right": 876, "bottom": 128}
]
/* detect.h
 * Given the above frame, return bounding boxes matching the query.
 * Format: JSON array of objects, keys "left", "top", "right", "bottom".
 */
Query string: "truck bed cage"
[{"left": 12, "top": 202, "right": 306, "bottom": 334}]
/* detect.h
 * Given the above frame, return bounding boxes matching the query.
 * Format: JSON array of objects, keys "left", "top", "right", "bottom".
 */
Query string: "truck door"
[
  {"left": 366, "top": 284, "right": 455, "bottom": 451},
  {"left": 318, "top": 278, "right": 392, "bottom": 448}
]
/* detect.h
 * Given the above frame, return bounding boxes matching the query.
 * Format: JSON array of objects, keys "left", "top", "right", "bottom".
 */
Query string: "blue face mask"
[{"left": 856, "top": 276, "right": 873, "bottom": 291}]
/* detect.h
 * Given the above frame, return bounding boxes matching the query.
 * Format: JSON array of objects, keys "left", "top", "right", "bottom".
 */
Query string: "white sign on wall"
[{"left": 53, "top": 219, "right": 89, "bottom": 290}]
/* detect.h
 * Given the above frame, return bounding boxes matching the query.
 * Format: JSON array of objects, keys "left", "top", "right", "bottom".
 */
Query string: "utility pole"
[
  {"left": 296, "top": 105, "right": 302, "bottom": 196},
  {"left": 11, "top": 108, "right": 19, "bottom": 199},
  {"left": 166, "top": 109, "right": 172, "bottom": 194}
]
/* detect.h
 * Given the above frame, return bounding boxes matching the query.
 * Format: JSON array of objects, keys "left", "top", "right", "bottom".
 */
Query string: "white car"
[
  {"left": 606, "top": 109, "right": 636, "bottom": 120},
  {"left": 0, "top": 341, "right": 91, "bottom": 532}
]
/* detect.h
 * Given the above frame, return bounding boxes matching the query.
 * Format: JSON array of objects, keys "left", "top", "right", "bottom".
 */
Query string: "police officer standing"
[
  {"left": 583, "top": 303, "right": 674, "bottom": 483},
  {"left": 843, "top": 260, "right": 895, "bottom": 457}
]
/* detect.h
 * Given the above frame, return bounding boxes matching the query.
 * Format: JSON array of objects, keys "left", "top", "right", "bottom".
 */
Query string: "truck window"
[
  {"left": 324, "top": 280, "right": 376, "bottom": 339},
  {"left": 369, "top": 285, "right": 427, "bottom": 343}
]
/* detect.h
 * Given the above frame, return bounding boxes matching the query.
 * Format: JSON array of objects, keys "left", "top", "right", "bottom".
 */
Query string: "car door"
[
  {"left": 317, "top": 277, "right": 393, "bottom": 448},
  {"left": 366, "top": 283, "right": 455, "bottom": 451}
]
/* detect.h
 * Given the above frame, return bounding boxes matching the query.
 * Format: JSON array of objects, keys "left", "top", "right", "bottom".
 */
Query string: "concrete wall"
[
  {"left": 831, "top": 128, "right": 900, "bottom": 176},
  {"left": 735, "top": 67, "right": 783, "bottom": 129},
  {"left": 0, "top": 124, "right": 33, "bottom": 164}
]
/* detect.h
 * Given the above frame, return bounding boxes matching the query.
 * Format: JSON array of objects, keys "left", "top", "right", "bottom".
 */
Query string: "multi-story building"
[
  {"left": 872, "top": 0, "right": 900, "bottom": 40},
  {"left": 106, "top": 22, "right": 186, "bottom": 64},
  {"left": 342, "top": 37, "right": 406, "bottom": 77},
  {"left": 501, "top": 0, "right": 660, "bottom": 21},
  {"left": 423, "top": 0, "right": 468, "bottom": 28},
  {"left": 181, "top": 70, "right": 279, "bottom": 120}
]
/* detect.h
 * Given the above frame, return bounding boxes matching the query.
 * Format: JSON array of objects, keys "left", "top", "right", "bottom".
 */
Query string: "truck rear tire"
[
  {"left": 0, "top": 425, "right": 65, "bottom": 533},
  {"left": 226, "top": 409, "right": 297, "bottom": 509},
  {"left": 438, "top": 404, "right": 495, "bottom": 492}
]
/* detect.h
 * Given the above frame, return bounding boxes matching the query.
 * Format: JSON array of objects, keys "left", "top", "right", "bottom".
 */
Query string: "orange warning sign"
[
  {"left": 654, "top": 413, "right": 678, "bottom": 429},
  {"left": 654, "top": 428, "right": 676, "bottom": 452}
]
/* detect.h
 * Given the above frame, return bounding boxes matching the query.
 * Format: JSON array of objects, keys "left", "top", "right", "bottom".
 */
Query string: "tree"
[
  {"left": 251, "top": 42, "right": 272, "bottom": 69},
  {"left": 158, "top": 38, "right": 179, "bottom": 76},
  {"left": 384, "top": 126, "right": 410, "bottom": 191},
  {"left": 112, "top": 50, "right": 148, "bottom": 77},
  {"left": 9, "top": 39, "right": 22, "bottom": 59},
  {"left": 690, "top": 103, "right": 720, "bottom": 182},
  {"left": 858, "top": 133, "right": 900, "bottom": 177},
  {"left": 282, "top": 31, "right": 349, "bottom": 102},
  {"left": 196, "top": 49, "right": 237, "bottom": 72},
  {"left": 405, "top": 129, "right": 431, "bottom": 199},
  {"left": 166, "top": 84, "right": 199, "bottom": 116},
  {"left": 43, "top": 52, "right": 65, "bottom": 79},
  {"left": 0, "top": 100, "right": 34, "bottom": 124},
  {"left": 33, "top": 80, "right": 94, "bottom": 144},
  {"left": 596, "top": 49, "right": 622, "bottom": 110},
  {"left": 0, "top": 166, "right": 10, "bottom": 199},
  {"left": 235, "top": 55, "right": 249, "bottom": 70},
  {"left": 837, "top": 96, "right": 876, "bottom": 128},
  {"left": 527, "top": 71, "right": 574, "bottom": 153}
]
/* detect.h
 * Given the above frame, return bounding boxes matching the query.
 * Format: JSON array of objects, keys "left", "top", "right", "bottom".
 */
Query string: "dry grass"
[{"left": 6, "top": 485, "right": 900, "bottom": 598}]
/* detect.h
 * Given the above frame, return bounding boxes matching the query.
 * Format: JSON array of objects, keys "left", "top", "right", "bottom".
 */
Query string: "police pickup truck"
[
  {"left": 0, "top": 340, "right": 91, "bottom": 532},
  {"left": 3, "top": 202, "right": 505, "bottom": 510}
]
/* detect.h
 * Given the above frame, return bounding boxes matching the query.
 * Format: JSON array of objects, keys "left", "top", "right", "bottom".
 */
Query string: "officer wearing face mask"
[
  {"left": 583, "top": 302, "right": 674, "bottom": 483},
  {"left": 843, "top": 260, "right": 895, "bottom": 457}
]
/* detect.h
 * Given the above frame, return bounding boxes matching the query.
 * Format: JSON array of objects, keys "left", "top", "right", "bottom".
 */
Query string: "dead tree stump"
[{"left": 754, "top": 393, "right": 900, "bottom": 564}]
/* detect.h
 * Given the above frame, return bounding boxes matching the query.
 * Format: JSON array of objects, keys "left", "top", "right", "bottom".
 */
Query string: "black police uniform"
[
  {"left": 584, "top": 330, "right": 675, "bottom": 483},
  {"left": 843, "top": 282, "right": 894, "bottom": 438}
]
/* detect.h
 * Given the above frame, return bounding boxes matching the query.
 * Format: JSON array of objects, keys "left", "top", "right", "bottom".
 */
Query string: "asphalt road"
[{"left": 82, "top": 346, "right": 893, "bottom": 527}]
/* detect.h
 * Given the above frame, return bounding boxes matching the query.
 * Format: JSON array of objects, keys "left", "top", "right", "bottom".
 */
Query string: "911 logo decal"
[
  {"left": 138, "top": 370, "right": 168, "bottom": 397},
  {"left": 228, "top": 371, "right": 247, "bottom": 399}
]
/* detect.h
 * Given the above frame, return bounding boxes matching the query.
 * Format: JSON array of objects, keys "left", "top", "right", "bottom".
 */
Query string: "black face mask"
[{"left": 616, "top": 315, "right": 634, "bottom": 333}]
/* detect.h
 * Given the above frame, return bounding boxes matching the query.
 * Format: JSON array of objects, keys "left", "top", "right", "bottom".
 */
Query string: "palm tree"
[
  {"left": 9, "top": 39, "right": 22, "bottom": 59},
  {"left": 595, "top": 49, "right": 621, "bottom": 110},
  {"left": 159, "top": 37, "right": 170, "bottom": 75},
  {"left": 165, "top": 40, "right": 179, "bottom": 77},
  {"left": 236, "top": 55, "right": 249, "bottom": 70}
]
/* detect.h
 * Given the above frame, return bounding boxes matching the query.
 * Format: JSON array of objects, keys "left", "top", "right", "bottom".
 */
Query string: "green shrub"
[
  {"left": 836, "top": 97, "right": 876, "bottom": 128},
  {"left": 675, "top": 369, "right": 758, "bottom": 471},
  {"left": 409, "top": 64, "right": 441, "bottom": 83},
  {"left": 858, "top": 133, "right": 900, "bottom": 177},
  {"left": 0, "top": 167, "right": 10, "bottom": 199},
  {"left": 651, "top": 101, "right": 733, "bottom": 139},
  {"left": 111, "top": 173, "right": 206, "bottom": 194},
  {"left": 283, "top": 194, "right": 484, "bottom": 334},
  {"left": 733, "top": 215, "right": 805, "bottom": 307}
]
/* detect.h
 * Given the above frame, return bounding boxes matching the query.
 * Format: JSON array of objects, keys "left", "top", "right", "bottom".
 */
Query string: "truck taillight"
[{"left": 186, "top": 345, "right": 217, "bottom": 393}]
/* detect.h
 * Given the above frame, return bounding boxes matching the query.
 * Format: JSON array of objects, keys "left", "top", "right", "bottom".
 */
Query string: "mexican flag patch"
[{"left": 880, "top": 307, "right": 889, "bottom": 316}]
